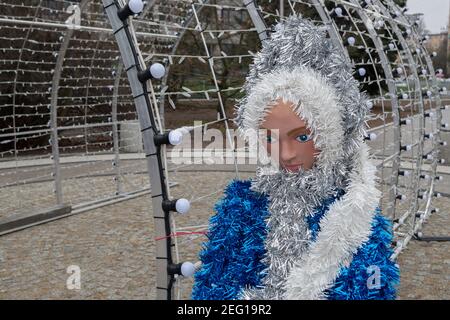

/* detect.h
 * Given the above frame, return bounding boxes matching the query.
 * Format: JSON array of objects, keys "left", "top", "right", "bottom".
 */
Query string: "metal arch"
[
  {"left": 109, "top": 0, "right": 190, "bottom": 196},
  {"left": 82, "top": 37, "right": 103, "bottom": 154},
  {"left": 386, "top": 2, "right": 443, "bottom": 181},
  {"left": 157, "top": 1, "right": 209, "bottom": 129},
  {"left": 384, "top": 0, "right": 444, "bottom": 132},
  {"left": 245, "top": 0, "right": 352, "bottom": 66},
  {"left": 103, "top": 0, "right": 175, "bottom": 300},
  {"left": 383, "top": 0, "right": 444, "bottom": 243},
  {"left": 110, "top": 0, "right": 157, "bottom": 131},
  {"left": 243, "top": 0, "right": 270, "bottom": 43},
  {"left": 310, "top": 0, "right": 352, "bottom": 65},
  {"left": 111, "top": 0, "right": 161, "bottom": 195},
  {"left": 190, "top": 3, "right": 240, "bottom": 178},
  {"left": 112, "top": 62, "right": 124, "bottom": 196},
  {"left": 343, "top": 0, "right": 402, "bottom": 219},
  {"left": 49, "top": 0, "right": 91, "bottom": 205},
  {"left": 9, "top": 0, "right": 44, "bottom": 193},
  {"left": 370, "top": 0, "right": 425, "bottom": 251},
  {"left": 367, "top": 0, "right": 427, "bottom": 259},
  {"left": 110, "top": 1, "right": 198, "bottom": 130}
]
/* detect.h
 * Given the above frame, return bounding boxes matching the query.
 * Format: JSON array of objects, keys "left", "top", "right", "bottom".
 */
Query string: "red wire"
[{"left": 155, "top": 231, "right": 207, "bottom": 241}]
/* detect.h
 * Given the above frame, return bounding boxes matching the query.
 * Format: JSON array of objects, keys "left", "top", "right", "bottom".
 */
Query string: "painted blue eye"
[
  {"left": 296, "top": 134, "right": 312, "bottom": 143},
  {"left": 266, "top": 135, "right": 275, "bottom": 144}
]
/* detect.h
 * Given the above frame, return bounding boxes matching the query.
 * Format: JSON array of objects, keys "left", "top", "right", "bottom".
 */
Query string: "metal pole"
[
  {"left": 280, "top": 0, "right": 284, "bottom": 18},
  {"left": 243, "top": 0, "right": 270, "bottom": 42},
  {"left": 112, "top": 63, "right": 124, "bottom": 195},
  {"left": 0, "top": 17, "right": 176, "bottom": 39},
  {"left": 348, "top": 0, "right": 402, "bottom": 220},
  {"left": 49, "top": 0, "right": 90, "bottom": 205},
  {"left": 374, "top": 0, "right": 425, "bottom": 233},
  {"left": 103, "top": 0, "right": 173, "bottom": 299}
]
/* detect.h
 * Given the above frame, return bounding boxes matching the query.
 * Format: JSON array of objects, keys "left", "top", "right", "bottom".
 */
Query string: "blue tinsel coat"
[{"left": 192, "top": 179, "right": 400, "bottom": 300}]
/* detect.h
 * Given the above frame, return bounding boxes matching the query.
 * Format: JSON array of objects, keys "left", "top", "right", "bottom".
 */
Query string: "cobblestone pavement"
[
  {"left": 396, "top": 195, "right": 450, "bottom": 300},
  {"left": 0, "top": 169, "right": 448, "bottom": 299}
]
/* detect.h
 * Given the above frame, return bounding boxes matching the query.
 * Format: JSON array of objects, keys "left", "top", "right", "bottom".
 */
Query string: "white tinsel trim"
[
  {"left": 239, "top": 66, "right": 345, "bottom": 173},
  {"left": 284, "top": 142, "right": 382, "bottom": 299}
]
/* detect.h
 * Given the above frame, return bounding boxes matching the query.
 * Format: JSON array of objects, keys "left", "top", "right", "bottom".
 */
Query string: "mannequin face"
[{"left": 260, "top": 98, "right": 320, "bottom": 172}]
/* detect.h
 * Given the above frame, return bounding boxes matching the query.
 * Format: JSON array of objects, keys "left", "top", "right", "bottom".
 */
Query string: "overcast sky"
[{"left": 407, "top": 0, "right": 449, "bottom": 34}]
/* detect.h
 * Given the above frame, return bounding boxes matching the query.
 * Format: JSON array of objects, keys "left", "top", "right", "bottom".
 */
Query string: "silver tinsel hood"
[
  {"left": 234, "top": 14, "right": 372, "bottom": 174},
  {"left": 233, "top": 15, "right": 381, "bottom": 299}
]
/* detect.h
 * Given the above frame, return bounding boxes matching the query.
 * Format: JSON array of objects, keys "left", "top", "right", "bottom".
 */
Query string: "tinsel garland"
[
  {"left": 307, "top": 188, "right": 346, "bottom": 241},
  {"left": 191, "top": 180, "right": 269, "bottom": 300},
  {"left": 192, "top": 179, "right": 399, "bottom": 300},
  {"left": 192, "top": 14, "right": 400, "bottom": 300},
  {"left": 325, "top": 208, "right": 400, "bottom": 300},
  {"left": 232, "top": 15, "right": 377, "bottom": 298}
]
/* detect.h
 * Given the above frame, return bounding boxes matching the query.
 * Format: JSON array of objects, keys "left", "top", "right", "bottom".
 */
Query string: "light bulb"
[
  {"left": 335, "top": 7, "right": 343, "bottom": 17},
  {"left": 358, "top": 68, "right": 366, "bottom": 77},
  {"left": 150, "top": 63, "right": 165, "bottom": 79},
  {"left": 118, "top": 0, "right": 144, "bottom": 20},
  {"left": 181, "top": 262, "right": 196, "bottom": 277},
  {"left": 168, "top": 130, "right": 183, "bottom": 145},
  {"left": 175, "top": 198, "right": 190, "bottom": 215},
  {"left": 128, "top": 0, "right": 144, "bottom": 14},
  {"left": 347, "top": 37, "right": 355, "bottom": 46}
]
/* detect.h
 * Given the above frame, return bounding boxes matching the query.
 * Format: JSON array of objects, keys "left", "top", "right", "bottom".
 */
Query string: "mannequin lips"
[{"left": 283, "top": 163, "right": 302, "bottom": 172}]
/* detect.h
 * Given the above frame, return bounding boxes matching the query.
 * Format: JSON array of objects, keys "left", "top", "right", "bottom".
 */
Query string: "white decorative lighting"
[
  {"left": 334, "top": 7, "right": 343, "bottom": 17},
  {"left": 368, "top": 133, "right": 377, "bottom": 141},
  {"left": 180, "top": 262, "right": 196, "bottom": 277},
  {"left": 347, "top": 36, "right": 356, "bottom": 46},
  {"left": 168, "top": 129, "right": 183, "bottom": 145},
  {"left": 175, "top": 198, "right": 190, "bottom": 215},
  {"left": 138, "top": 62, "right": 166, "bottom": 82},
  {"left": 400, "top": 118, "right": 411, "bottom": 125},
  {"left": 358, "top": 67, "right": 366, "bottom": 77},
  {"left": 118, "top": 0, "right": 144, "bottom": 20},
  {"left": 149, "top": 63, "right": 165, "bottom": 79}
]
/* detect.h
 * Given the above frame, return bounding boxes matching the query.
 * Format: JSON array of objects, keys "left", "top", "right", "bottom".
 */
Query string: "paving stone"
[{"left": 0, "top": 170, "right": 448, "bottom": 299}]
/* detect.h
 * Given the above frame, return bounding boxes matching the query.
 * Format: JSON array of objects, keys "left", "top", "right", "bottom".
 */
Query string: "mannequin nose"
[{"left": 280, "top": 140, "right": 297, "bottom": 164}]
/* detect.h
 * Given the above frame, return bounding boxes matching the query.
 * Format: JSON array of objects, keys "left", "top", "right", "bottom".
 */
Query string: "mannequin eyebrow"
[{"left": 287, "top": 126, "right": 308, "bottom": 137}]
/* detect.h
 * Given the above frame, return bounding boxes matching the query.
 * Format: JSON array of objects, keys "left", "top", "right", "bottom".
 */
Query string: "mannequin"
[
  {"left": 191, "top": 15, "right": 399, "bottom": 300},
  {"left": 260, "top": 98, "right": 320, "bottom": 172}
]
